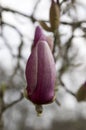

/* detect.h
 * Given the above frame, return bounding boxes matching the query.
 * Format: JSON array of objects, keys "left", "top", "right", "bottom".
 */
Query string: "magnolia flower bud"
[
  {"left": 25, "top": 26, "right": 56, "bottom": 108},
  {"left": 76, "top": 82, "right": 86, "bottom": 102}
]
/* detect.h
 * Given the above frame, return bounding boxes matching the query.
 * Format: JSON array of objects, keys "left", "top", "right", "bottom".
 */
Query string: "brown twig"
[{"left": 2, "top": 92, "right": 23, "bottom": 113}]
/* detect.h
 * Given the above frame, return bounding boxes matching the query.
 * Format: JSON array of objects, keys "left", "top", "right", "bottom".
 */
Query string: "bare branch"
[
  {"left": 2, "top": 21, "right": 23, "bottom": 36},
  {"left": 1, "top": 5, "right": 37, "bottom": 23},
  {"left": 61, "top": 21, "right": 86, "bottom": 27},
  {"left": 55, "top": 99, "right": 61, "bottom": 106},
  {"left": 60, "top": 80, "right": 76, "bottom": 97},
  {"left": 2, "top": 92, "right": 23, "bottom": 113}
]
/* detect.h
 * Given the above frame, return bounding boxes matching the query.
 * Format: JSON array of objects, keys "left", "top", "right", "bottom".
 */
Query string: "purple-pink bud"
[{"left": 25, "top": 26, "right": 56, "bottom": 105}]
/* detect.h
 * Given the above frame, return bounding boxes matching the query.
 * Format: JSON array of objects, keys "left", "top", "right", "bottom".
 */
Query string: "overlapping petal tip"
[
  {"left": 33, "top": 26, "right": 46, "bottom": 46},
  {"left": 33, "top": 26, "right": 54, "bottom": 51}
]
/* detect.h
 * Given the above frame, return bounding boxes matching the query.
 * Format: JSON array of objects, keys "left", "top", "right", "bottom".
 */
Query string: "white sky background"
[{"left": 1, "top": 0, "right": 86, "bottom": 129}]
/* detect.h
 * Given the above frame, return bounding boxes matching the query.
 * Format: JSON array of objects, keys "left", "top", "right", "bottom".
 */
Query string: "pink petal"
[
  {"left": 25, "top": 47, "right": 38, "bottom": 95},
  {"left": 46, "top": 36, "right": 54, "bottom": 51},
  {"left": 30, "top": 41, "right": 56, "bottom": 104}
]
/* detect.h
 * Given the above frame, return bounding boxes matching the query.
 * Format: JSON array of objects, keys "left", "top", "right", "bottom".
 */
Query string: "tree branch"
[{"left": 2, "top": 92, "right": 23, "bottom": 113}]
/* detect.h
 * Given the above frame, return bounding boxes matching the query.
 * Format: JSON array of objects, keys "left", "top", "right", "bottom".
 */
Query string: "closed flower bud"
[
  {"left": 50, "top": 0, "right": 60, "bottom": 32},
  {"left": 25, "top": 26, "right": 56, "bottom": 106},
  {"left": 76, "top": 82, "right": 86, "bottom": 102}
]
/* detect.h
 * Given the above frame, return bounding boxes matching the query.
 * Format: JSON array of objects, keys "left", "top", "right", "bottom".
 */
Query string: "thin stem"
[
  {"left": 55, "top": 99, "right": 61, "bottom": 106},
  {"left": 2, "top": 92, "right": 23, "bottom": 113}
]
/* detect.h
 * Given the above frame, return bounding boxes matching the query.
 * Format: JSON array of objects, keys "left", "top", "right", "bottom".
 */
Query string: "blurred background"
[{"left": 0, "top": 0, "right": 86, "bottom": 130}]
